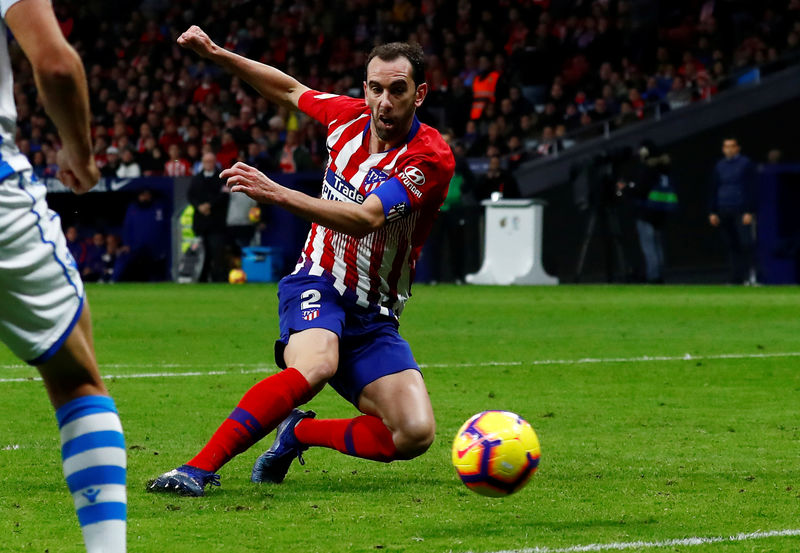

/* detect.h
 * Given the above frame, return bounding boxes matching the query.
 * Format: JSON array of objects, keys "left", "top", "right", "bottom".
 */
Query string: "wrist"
[
  {"left": 275, "top": 183, "right": 294, "bottom": 208},
  {"left": 206, "top": 42, "right": 225, "bottom": 62}
]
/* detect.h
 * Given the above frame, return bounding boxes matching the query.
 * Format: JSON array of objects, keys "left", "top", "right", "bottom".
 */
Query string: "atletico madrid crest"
[
  {"left": 362, "top": 167, "right": 389, "bottom": 193},
  {"left": 302, "top": 309, "right": 319, "bottom": 321}
]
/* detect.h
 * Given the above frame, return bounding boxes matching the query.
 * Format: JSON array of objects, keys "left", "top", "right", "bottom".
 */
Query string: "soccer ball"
[
  {"left": 451, "top": 410, "right": 540, "bottom": 497},
  {"left": 228, "top": 268, "right": 247, "bottom": 284}
]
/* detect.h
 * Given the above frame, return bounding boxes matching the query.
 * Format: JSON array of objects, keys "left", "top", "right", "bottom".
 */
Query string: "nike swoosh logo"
[{"left": 455, "top": 434, "right": 495, "bottom": 459}]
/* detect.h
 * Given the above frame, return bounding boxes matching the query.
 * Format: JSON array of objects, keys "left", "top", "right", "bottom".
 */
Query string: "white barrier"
[{"left": 466, "top": 198, "right": 558, "bottom": 285}]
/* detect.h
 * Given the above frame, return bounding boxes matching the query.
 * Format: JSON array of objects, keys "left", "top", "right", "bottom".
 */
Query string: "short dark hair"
[{"left": 366, "top": 42, "right": 426, "bottom": 87}]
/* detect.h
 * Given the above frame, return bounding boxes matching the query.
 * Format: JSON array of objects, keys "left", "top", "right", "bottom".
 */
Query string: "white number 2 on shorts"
[{"left": 300, "top": 289, "right": 321, "bottom": 310}]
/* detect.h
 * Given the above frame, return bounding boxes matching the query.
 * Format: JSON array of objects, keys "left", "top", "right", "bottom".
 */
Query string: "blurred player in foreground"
[
  {"left": 150, "top": 25, "right": 455, "bottom": 496},
  {"left": 0, "top": 0, "right": 126, "bottom": 551}
]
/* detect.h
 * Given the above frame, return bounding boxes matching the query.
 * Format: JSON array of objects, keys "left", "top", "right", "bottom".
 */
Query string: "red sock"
[
  {"left": 188, "top": 367, "right": 311, "bottom": 472},
  {"left": 294, "top": 415, "right": 398, "bottom": 462}
]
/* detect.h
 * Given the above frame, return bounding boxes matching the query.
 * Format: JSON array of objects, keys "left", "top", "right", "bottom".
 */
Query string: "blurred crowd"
[
  {"left": 64, "top": 188, "right": 171, "bottom": 282},
  {"left": 9, "top": 1, "right": 800, "bottom": 284},
  {"left": 8, "top": 0, "right": 800, "bottom": 184}
]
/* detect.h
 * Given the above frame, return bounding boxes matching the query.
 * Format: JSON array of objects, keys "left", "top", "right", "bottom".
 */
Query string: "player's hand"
[
  {"left": 56, "top": 147, "right": 100, "bottom": 195},
  {"left": 220, "top": 162, "right": 284, "bottom": 205},
  {"left": 709, "top": 213, "right": 720, "bottom": 227},
  {"left": 177, "top": 25, "right": 217, "bottom": 59},
  {"left": 742, "top": 213, "right": 753, "bottom": 225}
]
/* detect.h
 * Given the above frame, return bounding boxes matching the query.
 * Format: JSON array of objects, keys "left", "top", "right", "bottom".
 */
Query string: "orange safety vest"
[{"left": 470, "top": 70, "right": 500, "bottom": 119}]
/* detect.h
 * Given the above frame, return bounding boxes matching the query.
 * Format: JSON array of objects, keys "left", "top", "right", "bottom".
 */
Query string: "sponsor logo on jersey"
[
  {"left": 302, "top": 309, "right": 320, "bottom": 321},
  {"left": 325, "top": 169, "right": 365, "bottom": 204},
  {"left": 363, "top": 168, "right": 389, "bottom": 193},
  {"left": 399, "top": 166, "right": 425, "bottom": 199}
]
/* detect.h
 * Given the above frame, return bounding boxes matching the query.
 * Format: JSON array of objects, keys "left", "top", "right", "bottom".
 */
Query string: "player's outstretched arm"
[
  {"left": 178, "top": 25, "right": 309, "bottom": 110},
  {"left": 221, "top": 162, "right": 385, "bottom": 239},
  {"left": 5, "top": 0, "right": 98, "bottom": 194}
]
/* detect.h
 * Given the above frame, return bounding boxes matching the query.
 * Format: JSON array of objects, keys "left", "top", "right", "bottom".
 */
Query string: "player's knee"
[
  {"left": 286, "top": 330, "right": 339, "bottom": 389},
  {"left": 394, "top": 417, "right": 435, "bottom": 459},
  {"left": 296, "top": 359, "right": 337, "bottom": 389}
]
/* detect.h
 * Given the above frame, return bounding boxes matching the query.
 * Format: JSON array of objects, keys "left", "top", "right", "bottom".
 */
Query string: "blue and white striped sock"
[{"left": 56, "top": 395, "right": 127, "bottom": 553}]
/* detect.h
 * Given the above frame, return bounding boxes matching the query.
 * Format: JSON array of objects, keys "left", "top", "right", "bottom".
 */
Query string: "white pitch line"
[
  {"left": 423, "top": 350, "right": 800, "bottom": 368},
  {"left": 0, "top": 368, "right": 272, "bottom": 383},
  {"left": 0, "top": 362, "right": 271, "bottom": 370},
  {"left": 1, "top": 351, "right": 799, "bottom": 383},
  {"left": 470, "top": 528, "right": 800, "bottom": 553}
]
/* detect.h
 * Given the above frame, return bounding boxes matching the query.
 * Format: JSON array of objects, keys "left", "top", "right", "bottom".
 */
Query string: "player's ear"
[
  {"left": 363, "top": 81, "right": 368, "bottom": 105},
  {"left": 414, "top": 82, "right": 428, "bottom": 107}
]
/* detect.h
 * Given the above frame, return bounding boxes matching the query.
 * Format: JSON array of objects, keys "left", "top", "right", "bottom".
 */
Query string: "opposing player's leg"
[
  {"left": 37, "top": 301, "right": 105, "bottom": 405},
  {"left": 150, "top": 275, "right": 341, "bottom": 495},
  {"left": 36, "top": 304, "right": 127, "bottom": 553},
  {"left": 1, "top": 172, "right": 126, "bottom": 553}
]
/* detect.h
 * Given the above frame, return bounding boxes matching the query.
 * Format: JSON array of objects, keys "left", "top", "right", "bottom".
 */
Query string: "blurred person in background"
[
  {"left": 429, "top": 138, "right": 479, "bottom": 283},
  {"left": 189, "top": 151, "right": 230, "bottom": 281},
  {"left": 164, "top": 143, "right": 192, "bottom": 176},
  {"left": 81, "top": 232, "right": 107, "bottom": 282},
  {"left": 65, "top": 225, "right": 86, "bottom": 267},
  {"left": 709, "top": 138, "right": 758, "bottom": 285},
  {"left": 617, "top": 142, "right": 677, "bottom": 284},
  {"left": 116, "top": 147, "right": 141, "bottom": 178},
  {"left": 101, "top": 145, "right": 121, "bottom": 177},
  {"left": 278, "top": 129, "right": 313, "bottom": 173},
  {"left": 101, "top": 234, "right": 123, "bottom": 283},
  {"left": 478, "top": 155, "right": 520, "bottom": 200},
  {"left": 118, "top": 188, "right": 170, "bottom": 281}
]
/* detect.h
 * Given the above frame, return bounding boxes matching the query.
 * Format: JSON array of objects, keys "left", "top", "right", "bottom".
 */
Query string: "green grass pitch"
[{"left": 1, "top": 284, "right": 799, "bottom": 553}]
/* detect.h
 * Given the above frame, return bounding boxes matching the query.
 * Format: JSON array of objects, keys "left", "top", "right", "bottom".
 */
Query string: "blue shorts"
[{"left": 274, "top": 274, "right": 420, "bottom": 406}]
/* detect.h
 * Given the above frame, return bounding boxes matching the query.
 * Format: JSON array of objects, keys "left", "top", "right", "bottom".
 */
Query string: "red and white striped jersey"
[{"left": 294, "top": 89, "right": 455, "bottom": 317}]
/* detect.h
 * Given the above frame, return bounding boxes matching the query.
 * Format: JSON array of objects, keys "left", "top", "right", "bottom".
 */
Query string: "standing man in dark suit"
[
  {"left": 189, "top": 152, "right": 229, "bottom": 281},
  {"left": 709, "top": 138, "right": 758, "bottom": 284}
]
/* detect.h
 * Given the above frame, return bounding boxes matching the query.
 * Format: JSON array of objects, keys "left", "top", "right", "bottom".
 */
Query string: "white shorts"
[{"left": 0, "top": 170, "right": 84, "bottom": 364}]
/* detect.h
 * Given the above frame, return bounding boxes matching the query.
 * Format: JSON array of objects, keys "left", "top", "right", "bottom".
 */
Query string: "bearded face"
[{"left": 364, "top": 57, "right": 426, "bottom": 147}]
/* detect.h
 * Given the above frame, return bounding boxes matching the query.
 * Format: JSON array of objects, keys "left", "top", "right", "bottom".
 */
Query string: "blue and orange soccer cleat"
[
  {"left": 147, "top": 464, "right": 220, "bottom": 497},
  {"left": 251, "top": 409, "right": 316, "bottom": 483}
]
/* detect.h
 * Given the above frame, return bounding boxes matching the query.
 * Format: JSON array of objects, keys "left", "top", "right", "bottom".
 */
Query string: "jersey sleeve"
[
  {"left": 298, "top": 90, "right": 367, "bottom": 128},
  {"left": 1, "top": 0, "right": 26, "bottom": 17},
  {"left": 369, "top": 152, "right": 455, "bottom": 223}
]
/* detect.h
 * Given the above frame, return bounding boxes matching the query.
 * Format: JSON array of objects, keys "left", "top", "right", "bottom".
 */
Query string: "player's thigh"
[
  {"left": 276, "top": 275, "right": 345, "bottom": 390},
  {"left": 0, "top": 171, "right": 83, "bottom": 362},
  {"left": 0, "top": 171, "right": 104, "bottom": 407}
]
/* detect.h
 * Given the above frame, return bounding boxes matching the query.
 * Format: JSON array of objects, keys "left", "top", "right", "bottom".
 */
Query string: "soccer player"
[
  {"left": 0, "top": 1, "right": 126, "bottom": 551},
  {"left": 149, "top": 26, "right": 455, "bottom": 496}
]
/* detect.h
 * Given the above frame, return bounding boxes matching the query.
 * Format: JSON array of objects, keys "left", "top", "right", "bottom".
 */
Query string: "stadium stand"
[
  {"left": 7, "top": 0, "right": 800, "bottom": 283},
  {"left": 8, "top": 0, "right": 800, "bottom": 178}
]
